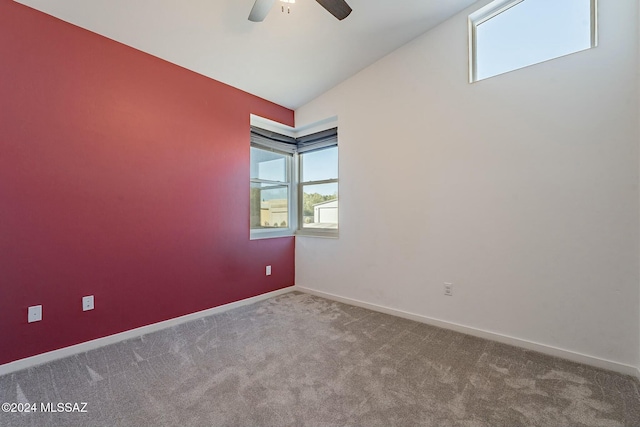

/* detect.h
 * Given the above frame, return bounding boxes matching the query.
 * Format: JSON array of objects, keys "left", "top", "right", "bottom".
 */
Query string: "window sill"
[
  {"left": 250, "top": 229, "right": 295, "bottom": 240},
  {"left": 249, "top": 229, "right": 339, "bottom": 240},
  {"left": 295, "top": 230, "right": 339, "bottom": 239}
]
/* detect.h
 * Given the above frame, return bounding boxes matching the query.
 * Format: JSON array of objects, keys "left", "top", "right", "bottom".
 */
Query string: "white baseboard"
[
  {"left": 0, "top": 287, "right": 294, "bottom": 376},
  {"left": 5, "top": 285, "right": 638, "bottom": 380},
  {"left": 294, "top": 286, "right": 640, "bottom": 378}
]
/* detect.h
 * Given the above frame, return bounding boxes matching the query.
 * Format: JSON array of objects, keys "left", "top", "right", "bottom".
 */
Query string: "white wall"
[
  {"left": 638, "top": 0, "right": 640, "bottom": 372},
  {"left": 296, "top": 0, "right": 640, "bottom": 369}
]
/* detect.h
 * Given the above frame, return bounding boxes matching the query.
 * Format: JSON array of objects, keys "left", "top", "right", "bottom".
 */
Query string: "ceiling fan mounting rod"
[{"left": 281, "top": 0, "right": 293, "bottom": 14}]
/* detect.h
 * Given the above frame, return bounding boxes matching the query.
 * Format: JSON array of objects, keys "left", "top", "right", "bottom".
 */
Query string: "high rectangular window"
[{"left": 469, "top": 0, "right": 597, "bottom": 82}]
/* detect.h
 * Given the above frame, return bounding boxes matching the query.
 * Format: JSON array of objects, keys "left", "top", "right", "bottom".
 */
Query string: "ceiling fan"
[{"left": 248, "top": 0, "right": 352, "bottom": 22}]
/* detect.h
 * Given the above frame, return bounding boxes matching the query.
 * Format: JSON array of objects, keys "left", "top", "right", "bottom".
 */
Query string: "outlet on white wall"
[
  {"left": 28, "top": 305, "right": 42, "bottom": 323},
  {"left": 444, "top": 282, "right": 453, "bottom": 297},
  {"left": 82, "top": 295, "right": 94, "bottom": 311},
  {"left": 266, "top": 265, "right": 272, "bottom": 276}
]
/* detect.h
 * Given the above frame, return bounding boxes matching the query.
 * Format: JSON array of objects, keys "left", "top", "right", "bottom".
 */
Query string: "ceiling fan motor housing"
[{"left": 248, "top": 0, "right": 352, "bottom": 22}]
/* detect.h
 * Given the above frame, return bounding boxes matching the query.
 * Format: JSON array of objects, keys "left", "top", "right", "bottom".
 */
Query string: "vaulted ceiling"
[{"left": 15, "top": 0, "right": 479, "bottom": 109}]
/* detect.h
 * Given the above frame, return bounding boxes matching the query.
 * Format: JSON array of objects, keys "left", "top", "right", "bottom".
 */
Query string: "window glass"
[
  {"left": 250, "top": 183, "right": 289, "bottom": 229},
  {"left": 301, "top": 146, "right": 338, "bottom": 182},
  {"left": 249, "top": 126, "right": 338, "bottom": 238},
  {"left": 472, "top": 0, "right": 595, "bottom": 82},
  {"left": 301, "top": 183, "right": 338, "bottom": 229},
  {"left": 299, "top": 147, "right": 338, "bottom": 232},
  {"left": 250, "top": 147, "right": 287, "bottom": 182},
  {"left": 250, "top": 146, "right": 291, "bottom": 233}
]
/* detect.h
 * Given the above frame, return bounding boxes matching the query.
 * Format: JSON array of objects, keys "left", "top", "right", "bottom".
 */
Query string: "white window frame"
[
  {"left": 248, "top": 119, "right": 338, "bottom": 240},
  {"left": 468, "top": 0, "right": 598, "bottom": 83},
  {"left": 296, "top": 146, "right": 339, "bottom": 238},
  {"left": 249, "top": 145, "right": 296, "bottom": 240}
]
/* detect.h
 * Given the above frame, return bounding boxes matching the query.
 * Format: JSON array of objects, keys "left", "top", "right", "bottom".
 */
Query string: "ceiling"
[{"left": 15, "top": 0, "right": 479, "bottom": 109}]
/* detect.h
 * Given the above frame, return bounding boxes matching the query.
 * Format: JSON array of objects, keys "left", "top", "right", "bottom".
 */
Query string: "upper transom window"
[{"left": 469, "top": 0, "right": 597, "bottom": 82}]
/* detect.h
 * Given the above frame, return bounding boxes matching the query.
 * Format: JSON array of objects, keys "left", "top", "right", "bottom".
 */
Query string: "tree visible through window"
[
  {"left": 249, "top": 124, "right": 338, "bottom": 239},
  {"left": 299, "top": 146, "right": 338, "bottom": 232}
]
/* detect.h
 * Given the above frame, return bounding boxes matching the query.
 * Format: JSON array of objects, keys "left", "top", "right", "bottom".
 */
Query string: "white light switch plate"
[
  {"left": 28, "top": 305, "right": 42, "bottom": 323},
  {"left": 266, "top": 265, "right": 272, "bottom": 276}
]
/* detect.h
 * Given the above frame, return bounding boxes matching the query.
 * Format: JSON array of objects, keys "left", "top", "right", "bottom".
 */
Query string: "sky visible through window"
[
  {"left": 475, "top": 0, "right": 592, "bottom": 81},
  {"left": 251, "top": 147, "right": 286, "bottom": 182},
  {"left": 251, "top": 146, "right": 338, "bottom": 201},
  {"left": 301, "top": 146, "right": 338, "bottom": 199},
  {"left": 251, "top": 147, "right": 288, "bottom": 201},
  {"left": 302, "top": 147, "right": 338, "bottom": 182}
]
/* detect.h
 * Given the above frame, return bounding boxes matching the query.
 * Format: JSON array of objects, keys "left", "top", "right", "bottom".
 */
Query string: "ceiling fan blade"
[
  {"left": 315, "top": 0, "right": 352, "bottom": 20},
  {"left": 248, "top": 0, "right": 276, "bottom": 22}
]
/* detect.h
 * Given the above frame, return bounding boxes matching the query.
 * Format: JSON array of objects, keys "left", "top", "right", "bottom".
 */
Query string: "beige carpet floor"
[{"left": 1, "top": 291, "right": 639, "bottom": 426}]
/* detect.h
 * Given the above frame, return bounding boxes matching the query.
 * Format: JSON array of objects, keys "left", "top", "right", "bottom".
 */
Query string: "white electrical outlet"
[
  {"left": 82, "top": 295, "right": 94, "bottom": 311},
  {"left": 28, "top": 305, "right": 42, "bottom": 323},
  {"left": 266, "top": 265, "right": 272, "bottom": 276},
  {"left": 444, "top": 282, "right": 453, "bottom": 296}
]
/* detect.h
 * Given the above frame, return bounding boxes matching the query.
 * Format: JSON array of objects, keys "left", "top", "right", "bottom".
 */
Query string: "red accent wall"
[{"left": 0, "top": 0, "right": 295, "bottom": 365}]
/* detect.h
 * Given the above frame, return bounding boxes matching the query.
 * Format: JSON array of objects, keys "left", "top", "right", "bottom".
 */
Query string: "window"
[
  {"left": 299, "top": 146, "right": 339, "bottom": 235},
  {"left": 469, "top": 0, "right": 597, "bottom": 82},
  {"left": 250, "top": 146, "right": 292, "bottom": 236},
  {"left": 249, "top": 124, "right": 338, "bottom": 239}
]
